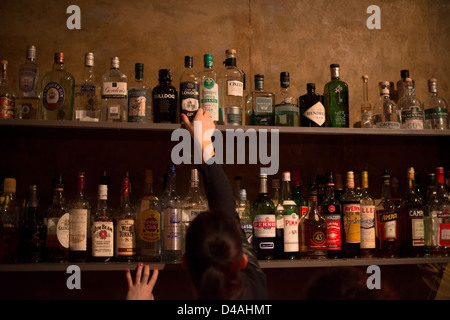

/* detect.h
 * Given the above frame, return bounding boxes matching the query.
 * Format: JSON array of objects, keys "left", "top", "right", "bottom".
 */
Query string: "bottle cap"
[
  {"left": 280, "top": 72, "right": 290, "bottom": 88},
  {"left": 111, "top": 56, "right": 119, "bottom": 69},
  {"left": 135, "top": 63, "right": 144, "bottom": 79},
  {"left": 55, "top": 52, "right": 64, "bottom": 64},
  {"left": 204, "top": 54, "right": 213, "bottom": 68},
  {"left": 190, "top": 169, "right": 199, "bottom": 182},
  {"left": 3, "top": 178, "right": 16, "bottom": 193},
  {"left": 400, "top": 69, "right": 410, "bottom": 78},
  {"left": 282, "top": 171, "right": 291, "bottom": 182},
  {"left": 184, "top": 56, "right": 193, "bottom": 68},
  {"left": 85, "top": 52, "right": 94, "bottom": 67},
  {"left": 225, "top": 49, "right": 237, "bottom": 58},
  {"left": 307, "top": 83, "right": 316, "bottom": 93},
  {"left": 27, "top": 45, "right": 36, "bottom": 60},
  {"left": 168, "top": 164, "right": 176, "bottom": 177},
  {"left": 239, "top": 189, "right": 247, "bottom": 201}
]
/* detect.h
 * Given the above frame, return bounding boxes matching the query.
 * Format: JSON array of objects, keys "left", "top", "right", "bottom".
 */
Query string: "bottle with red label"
[
  {"left": 376, "top": 169, "right": 400, "bottom": 258},
  {"left": 299, "top": 177, "right": 327, "bottom": 259},
  {"left": 320, "top": 172, "right": 343, "bottom": 259},
  {"left": 341, "top": 171, "right": 361, "bottom": 258}
]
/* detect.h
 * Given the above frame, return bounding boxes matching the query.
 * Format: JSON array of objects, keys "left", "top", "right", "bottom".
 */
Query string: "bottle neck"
[
  {"left": 381, "top": 182, "right": 392, "bottom": 200},
  {"left": 325, "top": 183, "right": 335, "bottom": 199},
  {"left": 281, "top": 180, "right": 291, "bottom": 201},
  {"left": 225, "top": 57, "right": 237, "bottom": 68},
  {"left": 53, "top": 187, "right": 65, "bottom": 204},
  {"left": 166, "top": 175, "right": 176, "bottom": 193},
  {"left": 362, "top": 79, "right": 369, "bottom": 102},
  {"left": 83, "top": 65, "right": 95, "bottom": 82},
  {"left": 53, "top": 62, "right": 65, "bottom": 71}
]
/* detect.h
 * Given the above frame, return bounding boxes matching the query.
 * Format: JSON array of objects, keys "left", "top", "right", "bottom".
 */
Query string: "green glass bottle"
[{"left": 324, "top": 64, "right": 349, "bottom": 127}]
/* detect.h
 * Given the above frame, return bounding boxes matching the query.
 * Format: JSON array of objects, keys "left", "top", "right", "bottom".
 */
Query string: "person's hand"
[
  {"left": 181, "top": 108, "right": 215, "bottom": 161},
  {"left": 125, "top": 263, "right": 158, "bottom": 300}
]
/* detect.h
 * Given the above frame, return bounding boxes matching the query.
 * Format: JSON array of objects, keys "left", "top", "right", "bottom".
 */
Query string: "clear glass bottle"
[
  {"left": 199, "top": 54, "right": 219, "bottom": 123},
  {"left": 69, "top": 172, "right": 91, "bottom": 262},
  {"left": 237, "top": 189, "right": 253, "bottom": 246},
  {"left": 360, "top": 171, "right": 376, "bottom": 258},
  {"left": 396, "top": 69, "right": 415, "bottom": 102},
  {"left": 0, "top": 60, "right": 17, "bottom": 119},
  {"left": 137, "top": 170, "right": 161, "bottom": 262},
  {"left": 73, "top": 52, "right": 100, "bottom": 122},
  {"left": 0, "top": 178, "right": 19, "bottom": 263},
  {"left": 91, "top": 183, "right": 114, "bottom": 262},
  {"left": 398, "top": 79, "right": 423, "bottom": 130},
  {"left": 323, "top": 64, "right": 349, "bottom": 127},
  {"left": 299, "top": 83, "right": 325, "bottom": 127},
  {"left": 270, "top": 178, "right": 280, "bottom": 208},
  {"left": 360, "top": 75, "right": 373, "bottom": 128},
  {"left": 372, "top": 81, "right": 401, "bottom": 129},
  {"left": 246, "top": 74, "right": 275, "bottom": 126},
  {"left": 152, "top": 69, "right": 178, "bottom": 123},
  {"left": 161, "top": 165, "right": 182, "bottom": 262},
  {"left": 39, "top": 52, "right": 74, "bottom": 120},
  {"left": 46, "top": 174, "right": 70, "bottom": 262},
  {"left": 252, "top": 173, "right": 276, "bottom": 260},
  {"left": 219, "top": 49, "right": 245, "bottom": 125},
  {"left": 180, "top": 56, "right": 200, "bottom": 122},
  {"left": 128, "top": 63, "right": 150, "bottom": 123},
  {"left": 274, "top": 72, "right": 299, "bottom": 126},
  {"left": 181, "top": 169, "right": 208, "bottom": 253},
  {"left": 18, "top": 45, "right": 39, "bottom": 119},
  {"left": 376, "top": 169, "right": 400, "bottom": 258},
  {"left": 101, "top": 57, "right": 128, "bottom": 122},
  {"left": 423, "top": 78, "right": 448, "bottom": 130},
  {"left": 399, "top": 167, "right": 424, "bottom": 257},
  {"left": 341, "top": 171, "right": 361, "bottom": 258}
]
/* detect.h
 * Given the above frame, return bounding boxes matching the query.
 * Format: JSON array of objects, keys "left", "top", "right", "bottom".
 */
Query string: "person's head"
[{"left": 182, "top": 210, "right": 248, "bottom": 300}]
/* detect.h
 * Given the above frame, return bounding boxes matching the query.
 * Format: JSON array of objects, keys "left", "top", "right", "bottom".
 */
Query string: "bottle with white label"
[
  {"left": 127, "top": 63, "right": 150, "bottom": 123},
  {"left": 199, "top": 54, "right": 219, "bottom": 123},
  {"left": 237, "top": 189, "right": 253, "bottom": 246},
  {"left": 372, "top": 81, "right": 401, "bottom": 129},
  {"left": 398, "top": 79, "right": 423, "bottom": 130},
  {"left": 299, "top": 83, "right": 325, "bottom": 127},
  {"left": 161, "top": 164, "right": 182, "bottom": 262},
  {"left": 274, "top": 72, "right": 299, "bottom": 126},
  {"left": 180, "top": 56, "right": 200, "bottom": 122},
  {"left": 246, "top": 74, "right": 275, "bottom": 126},
  {"left": 91, "top": 183, "right": 114, "bottom": 262},
  {"left": 360, "top": 171, "right": 376, "bottom": 258},
  {"left": 18, "top": 45, "right": 39, "bottom": 119},
  {"left": 101, "top": 57, "right": 128, "bottom": 122},
  {"left": 252, "top": 174, "right": 276, "bottom": 260},
  {"left": 423, "top": 78, "right": 448, "bottom": 130}
]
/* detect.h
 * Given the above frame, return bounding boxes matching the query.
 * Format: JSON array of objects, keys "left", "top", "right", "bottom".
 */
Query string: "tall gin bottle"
[
  {"left": 398, "top": 79, "right": 423, "bottom": 130},
  {"left": 360, "top": 171, "right": 376, "bottom": 257},
  {"left": 274, "top": 72, "right": 299, "bottom": 126},
  {"left": 128, "top": 63, "right": 150, "bottom": 122},
  {"left": 199, "top": 54, "right": 219, "bottom": 122},
  {"left": 91, "top": 183, "right": 114, "bottom": 262},
  {"left": 101, "top": 57, "right": 128, "bottom": 122},
  {"left": 341, "top": 171, "right": 361, "bottom": 258},
  {"left": 372, "top": 81, "right": 400, "bottom": 129},
  {"left": 219, "top": 49, "right": 245, "bottom": 125},
  {"left": 0, "top": 60, "right": 16, "bottom": 119},
  {"left": 246, "top": 74, "right": 275, "bottom": 126},
  {"left": 115, "top": 173, "right": 136, "bottom": 261},
  {"left": 39, "top": 52, "right": 74, "bottom": 120},
  {"left": 423, "top": 79, "right": 448, "bottom": 129},
  {"left": 360, "top": 75, "right": 373, "bottom": 128},
  {"left": 180, "top": 56, "right": 200, "bottom": 122},
  {"left": 152, "top": 69, "right": 178, "bottom": 123},
  {"left": 323, "top": 64, "right": 349, "bottom": 127},
  {"left": 299, "top": 83, "right": 325, "bottom": 127},
  {"left": 18, "top": 45, "right": 39, "bottom": 119}
]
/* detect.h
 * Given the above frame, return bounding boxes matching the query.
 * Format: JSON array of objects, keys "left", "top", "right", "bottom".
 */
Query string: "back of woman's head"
[{"left": 185, "top": 210, "right": 244, "bottom": 300}]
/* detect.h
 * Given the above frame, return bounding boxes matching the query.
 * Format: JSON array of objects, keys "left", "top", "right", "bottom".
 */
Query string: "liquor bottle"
[
  {"left": 181, "top": 169, "right": 208, "bottom": 252},
  {"left": 360, "top": 75, "right": 373, "bottom": 128},
  {"left": 375, "top": 169, "right": 400, "bottom": 258},
  {"left": 19, "top": 185, "right": 47, "bottom": 262},
  {"left": 137, "top": 170, "right": 161, "bottom": 261},
  {"left": 398, "top": 79, "right": 423, "bottom": 130},
  {"left": 237, "top": 189, "right": 253, "bottom": 246},
  {"left": 0, "top": 60, "right": 17, "bottom": 119},
  {"left": 425, "top": 167, "right": 450, "bottom": 256},
  {"left": 160, "top": 165, "right": 182, "bottom": 262},
  {"left": 69, "top": 172, "right": 91, "bottom": 262},
  {"left": 399, "top": 167, "right": 424, "bottom": 257},
  {"left": 323, "top": 64, "right": 349, "bottom": 127},
  {"left": 18, "top": 45, "right": 39, "bottom": 119},
  {"left": 360, "top": 171, "right": 376, "bottom": 258},
  {"left": 199, "top": 54, "right": 219, "bottom": 122},
  {"left": 270, "top": 178, "right": 280, "bottom": 207},
  {"left": 246, "top": 74, "right": 275, "bottom": 126},
  {"left": 91, "top": 183, "right": 114, "bottom": 262},
  {"left": 39, "top": 52, "right": 74, "bottom": 120},
  {"left": 252, "top": 174, "right": 276, "bottom": 260},
  {"left": 274, "top": 72, "right": 299, "bottom": 126},
  {"left": 127, "top": 63, "right": 150, "bottom": 122},
  {"left": 335, "top": 173, "right": 345, "bottom": 201},
  {"left": 278, "top": 171, "right": 299, "bottom": 259},
  {"left": 424, "top": 173, "right": 436, "bottom": 256},
  {"left": 115, "top": 173, "right": 137, "bottom": 261},
  {"left": 0, "top": 178, "right": 19, "bottom": 263},
  {"left": 320, "top": 172, "right": 343, "bottom": 259},
  {"left": 341, "top": 171, "right": 361, "bottom": 258},
  {"left": 299, "top": 83, "right": 325, "bottom": 127},
  {"left": 275, "top": 174, "right": 287, "bottom": 259},
  {"left": 219, "top": 49, "right": 245, "bottom": 125},
  {"left": 423, "top": 78, "right": 448, "bottom": 129},
  {"left": 152, "top": 69, "right": 178, "bottom": 123},
  {"left": 73, "top": 52, "right": 100, "bottom": 122},
  {"left": 299, "top": 178, "right": 327, "bottom": 259},
  {"left": 46, "top": 174, "right": 70, "bottom": 262},
  {"left": 291, "top": 170, "right": 308, "bottom": 217},
  {"left": 396, "top": 69, "right": 415, "bottom": 102},
  {"left": 180, "top": 56, "right": 200, "bottom": 122},
  {"left": 391, "top": 177, "right": 402, "bottom": 207},
  {"left": 101, "top": 57, "right": 128, "bottom": 122},
  {"left": 372, "top": 81, "right": 401, "bottom": 129}
]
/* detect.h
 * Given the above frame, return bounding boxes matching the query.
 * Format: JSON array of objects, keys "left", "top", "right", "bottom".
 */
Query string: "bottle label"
[
  {"left": 275, "top": 103, "right": 298, "bottom": 115},
  {"left": 180, "top": 81, "right": 200, "bottom": 120},
  {"left": 69, "top": 209, "right": 88, "bottom": 251},
  {"left": 116, "top": 218, "right": 136, "bottom": 256},
  {"left": 102, "top": 82, "right": 127, "bottom": 98},
  {"left": 255, "top": 97, "right": 273, "bottom": 113},
  {"left": 309, "top": 230, "right": 327, "bottom": 250},
  {"left": 227, "top": 80, "right": 243, "bottom": 97},
  {"left": 0, "top": 96, "right": 15, "bottom": 119},
  {"left": 138, "top": 209, "right": 160, "bottom": 242},
  {"left": 375, "top": 121, "right": 401, "bottom": 129},
  {"left": 303, "top": 101, "right": 325, "bottom": 126},
  {"left": 425, "top": 108, "right": 448, "bottom": 120},
  {"left": 128, "top": 89, "right": 147, "bottom": 121},
  {"left": 56, "top": 213, "right": 70, "bottom": 249},
  {"left": 43, "top": 82, "right": 65, "bottom": 111},
  {"left": 284, "top": 211, "right": 299, "bottom": 252},
  {"left": 360, "top": 205, "right": 376, "bottom": 249},
  {"left": 440, "top": 222, "right": 450, "bottom": 247},
  {"left": 163, "top": 208, "right": 182, "bottom": 250},
  {"left": 253, "top": 214, "right": 276, "bottom": 237},
  {"left": 200, "top": 78, "right": 219, "bottom": 121},
  {"left": 343, "top": 203, "right": 361, "bottom": 243},
  {"left": 401, "top": 107, "right": 424, "bottom": 129},
  {"left": 92, "top": 221, "right": 114, "bottom": 257},
  {"left": 81, "top": 84, "right": 96, "bottom": 94},
  {"left": 331, "top": 110, "right": 347, "bottom": 127},
  {"left": 324, "top": 206, "right": 342, "bottom": 250},
  {"left": 19, "top": 67, "right": 37, "bottom": 92},
  {"left": 107, "top": 104, "right": 121, "bottom": 119},
  {"left": 378, "top": 210, "right": 398, "bottom": 240}
]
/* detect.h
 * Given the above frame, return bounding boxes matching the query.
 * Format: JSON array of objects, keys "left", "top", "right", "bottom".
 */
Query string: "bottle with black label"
[
  {"left": 299, "top": 83, "right": 325, "bottom": 127},
  {"left": 180, "top": 56, "right": 200, "bottom": 122},
  {"left": 152, "top": 69, "right": 178, "bottom": 123}
]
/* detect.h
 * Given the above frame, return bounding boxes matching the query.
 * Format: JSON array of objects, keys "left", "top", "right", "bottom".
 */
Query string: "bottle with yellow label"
[{"left": 341, "top": 171, "right": 361, "bottom": 258}]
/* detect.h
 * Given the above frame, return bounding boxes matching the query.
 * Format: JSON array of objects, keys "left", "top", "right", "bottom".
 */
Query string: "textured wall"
[{"left": 0, "top": 0, "right": 449, "bottom": 127}]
